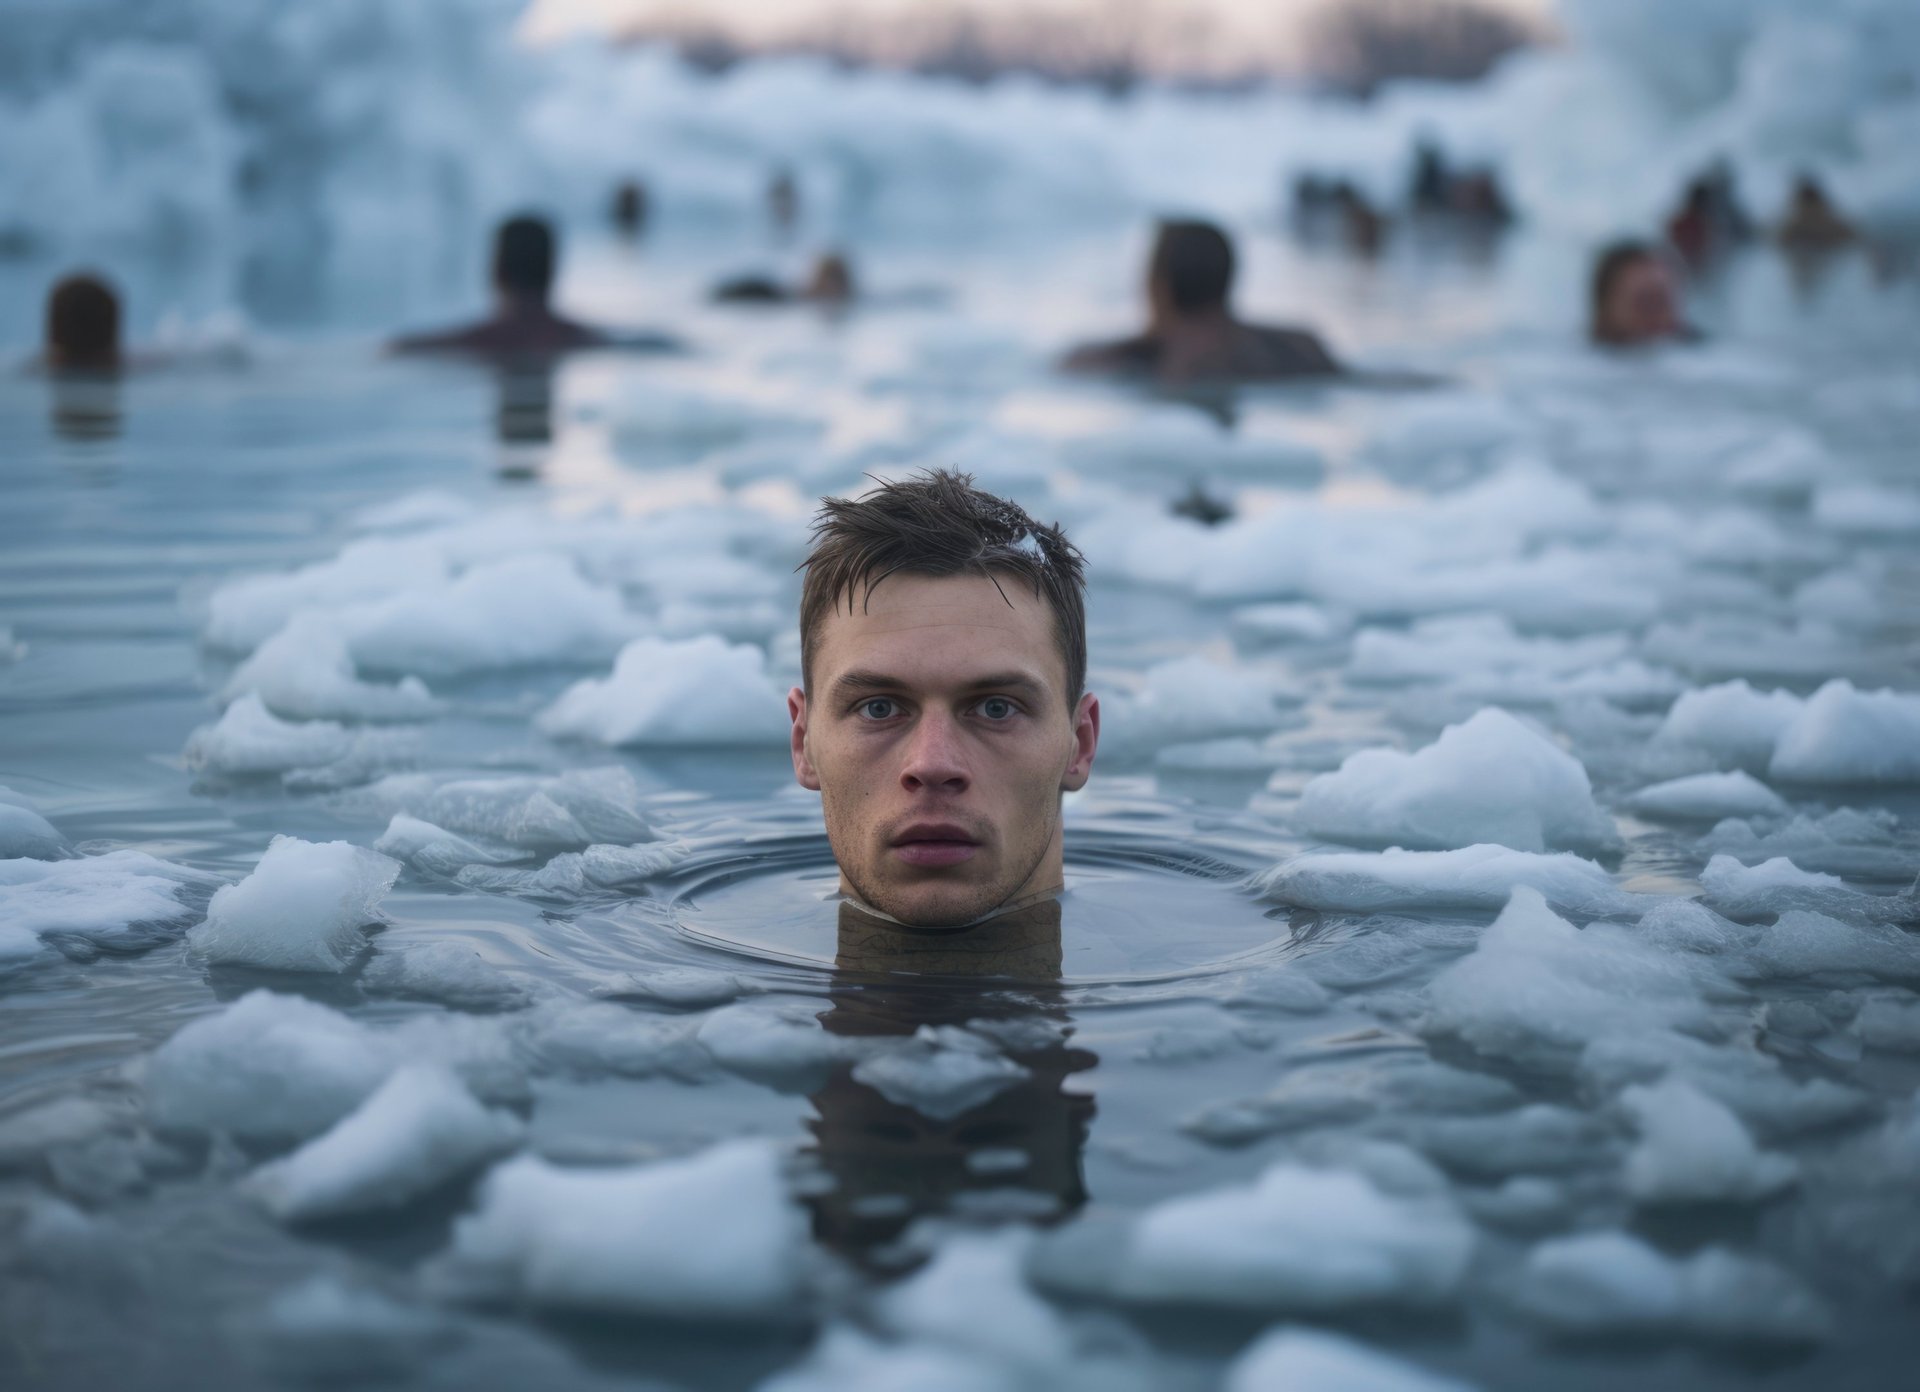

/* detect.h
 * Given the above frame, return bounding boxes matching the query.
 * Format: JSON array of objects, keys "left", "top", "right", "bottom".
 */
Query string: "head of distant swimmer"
[
  {"left": 45, "top": 273, "right": 122, "bottom": 371},
  {"left": 493, "top": 214, "right": 558, "bottom": 306},
  {"left": 1590, "top": 240, "right": 1683, "bottom": 347},
  {"left": 790, "top": 469, "right": 1100, "bottom": 929},
  {"left": 1148, "top": 219, "right": 1234, "bottom": 325}
]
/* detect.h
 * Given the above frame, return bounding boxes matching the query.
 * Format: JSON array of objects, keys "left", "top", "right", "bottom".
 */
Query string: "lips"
[{"left": 888, "top": 822, "right": 981, "bottom": 869}]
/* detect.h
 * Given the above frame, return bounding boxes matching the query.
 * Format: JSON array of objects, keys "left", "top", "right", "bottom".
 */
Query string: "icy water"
[{"left": 3, "top": 227, "right": 1920, "bottom": 1392}]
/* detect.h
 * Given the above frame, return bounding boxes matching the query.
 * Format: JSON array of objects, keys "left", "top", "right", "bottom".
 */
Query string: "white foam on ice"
[
  {"left": 1294, "top": 709, "right": 1617, "bottom": 854},
  {"left": 1110, "top": 1153, "right": 1473, "bottom": 1310},
  {"left": 1619, "top": 1076, "right": 1798, "bottom": 1205},
  {"left": 1626, "top": 772, "right": 1789, "bottom": 821},
  {"left": 246, "top": 1064, "right": 523, "bottom": 1222},
  {"left": 144, "top": 991, "right": 393, "bottom": 1140},
  {"left": 536, "top": 635, "right": 789, "bottom": 747},
  {"left": 1258, "top": 846, "right": 1626, "bottom": 916},
  {"left": 187, "top": 836, "right": 400, "bottom": 972},
  {"left": 1224, "top": 1327, "right": 1477, "bottom": 1392},
  {"left": 430, "top": 1140, "right": 808, "bottom": 1319},
  {"left": 1769, "top": 680, "right": 1920, "bottom": 785}
]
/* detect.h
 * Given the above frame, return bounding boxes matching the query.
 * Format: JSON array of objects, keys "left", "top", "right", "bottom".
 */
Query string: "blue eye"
[
  {"left": 977, "top": 697, "right": 1016, "bottom": 720},
  {"left": 858, "top": 698, "right": 899, "bottom": 720}
]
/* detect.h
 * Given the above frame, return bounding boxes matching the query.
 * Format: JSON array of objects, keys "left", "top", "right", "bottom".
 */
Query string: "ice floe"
[
  {"left": 1, "top": 849, "right": 213, "bottom": 959},
  {"left": 1625, "top": 771, "right": 1789, "bottom": 821},
  {"left": 184, "top": 694, "right": 409, "bottom": 782},
  {"left": 1224, "top": 1327, "right": 1476, "bottom": 1392},
  {"left": 536, "top": 635, "right": 789, "bottom": 747},
  {"left": 0, "top": 787, "right": 68, "bottom": 859},
  {"left": 1619, "top": 1076, "right": 1797, "bottom": 1205},
  {"left": 1259, "top": 846, "right": 1626, "bottom": 916},
  {"left": 850, "top": 1025, "right": 1032, "bottom": 1120},
  {"left": 430, "top": 1140, "right": 809, "bottom": 1319},
  {"left": 246, "top": 1064, "right": 522, "bottom": 1221},
  {"left": 1769, "top": 680, "right": 1920, "bottom": 785},
  {"left": 220, "top": 616, "right": 438, "bottom": 722},
  {"left": 187, "top": 836, "right": 399, "bottom": 972},
  {"left": 1294, "top": 709, "right": 1617, "bottom": 854}
]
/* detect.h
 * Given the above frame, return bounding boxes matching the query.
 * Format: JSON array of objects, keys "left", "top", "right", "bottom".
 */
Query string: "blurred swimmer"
[
  {"left": 1589, "top": 240, "right": 1693, "bottom": 348},
  {"left": 789, "top": 470, "right": 1099, "bottom": 930},
  {"left": 1062, "top": 219, "right": 1341, "bottom": 385},
  {"left": 610, "top": 179, "right": 649, "bottom": 239},
  {"left": 1776, "top": 175, "right": 1856, "bottom": 253},
  {"left": 42, "top": 273, "right": 122, "bottom": 372},
  {"left": 711, "top": 251, "right": 856, "bottom": 307},
  {"left": 392, "top": 214, "right": 678, "bottom": 357}
]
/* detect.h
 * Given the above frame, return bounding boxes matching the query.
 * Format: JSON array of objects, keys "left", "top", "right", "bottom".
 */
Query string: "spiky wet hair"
[{"left": 798, "top": 469, "right": 1088, "bottom": 706}]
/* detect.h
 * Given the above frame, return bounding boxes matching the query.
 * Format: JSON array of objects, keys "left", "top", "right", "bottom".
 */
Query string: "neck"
[{"left": 1150, "top": 303, "right": 1234, "bottom": 336}]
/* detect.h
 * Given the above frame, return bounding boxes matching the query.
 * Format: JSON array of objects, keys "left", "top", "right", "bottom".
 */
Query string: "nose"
[{"left": 899, "top": 710, "right": 970, "bottom": 795}]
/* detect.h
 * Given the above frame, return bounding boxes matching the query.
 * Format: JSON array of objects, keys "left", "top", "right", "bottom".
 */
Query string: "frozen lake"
[{"left": 3, "top": 219, "right": 1920, "bottom": 1391}]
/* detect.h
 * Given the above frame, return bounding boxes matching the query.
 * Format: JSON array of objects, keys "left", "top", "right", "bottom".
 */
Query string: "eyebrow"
[{"left": 829, "top": 669, "right": 1049, "bottom": 700}]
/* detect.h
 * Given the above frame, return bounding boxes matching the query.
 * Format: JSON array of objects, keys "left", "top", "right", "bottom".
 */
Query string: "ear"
[
  {"left": 788, "top": 687, "right": 821, "bottom": 791},
  {"left": 1061, "top": 692, "right": 1100, "bottom": 793}
]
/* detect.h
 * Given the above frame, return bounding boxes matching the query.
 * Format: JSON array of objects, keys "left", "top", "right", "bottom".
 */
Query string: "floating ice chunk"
[
  {"left": 188, "top": 836, "right": 399, "bottom": 972},
  {"left": 1698, "top": 807, "right": 1913, "bottom": 880},
  {"left": 1259, "top": 845, "right": 1624, "bottom": 915},
  {"left": 349, "top": 490, "right": 478, "bottom": 533},
  {"left": 1424, "top": 888, "right": 1709, "bottom": 1067},
  {"left": 246, "top": 1064, "right": 522, "bottom": 1221},
  {"left": 537, "top": 635, "right": 788, "bottom": 747},
  {"left": 263, "top": 1276, "right": 460, "bottom": 1382},
  {"left": 1412, "top": 1105, "right": 1612, "bottom": 1179},
  {"left": 431, "top": 1141, "right": 807, "bottom": 1319},
  {"left": 1632, "top": 898, "right": 1746, "bottom": 955},
  {"left": 1348, "top": 616, "right": 1625, "bottom": 686},
  {"left": 351, "top": 767, "right": 654, "bottom": 850},
  {"left": 373, "top": 815, "right": 523, "bottom": 879},
  {"left": 696, "top": 1001, "right": 853, "bottom": 1090},
  {"left": 1512, "top": 1234, "right": 1828, "bottom": 1343},
  {"left": 1857, "top": 998, "right": 1920, "bottom": 1053},
  {"left": 1769, "top": 680, "right": 1920, "bottom": 784},
  {"left": 1701, "top": 855, "right": 1916, "bottom": 927},
  {"left": 595, "top": 966, "right": 749, "bottom": 1009},
  {"left": 0, "top": 849, "right": 211, "bottom": 956},
  {"left": 1812, "top": 483, "right": 1920, "bottom": 535},
  {"left": 1110, "top": 1159, "right": 1473, "bottom": 1310},
  {"left": 335, "top": 553, "right": 635, "bottom": 678},
  {"left": 874, "top": 1229, "right": 1071, "bottom": 1369},
  {"left": 0, "top": 787, "right": 67, "bottom": 859},
  {"left": 851, "top": 1025, "right": 1030, "bottom": 1120},
  {"left": 184, "top": 693, "right": 358, "bottom": 777},
  {"left": 1105, "top": 655, "right": 1299, "bottom": 756},
  {"left": 1742, "top": 910, "right": 1920, "bottom": 984},
  {"left": 1653, "top": 681, "right": 1802, "bottom": 771},
  {"left": 145, "top": 991, "right": 391, "bottom": 1140},
  {"left": 361, "top": 942, "right": 531, "bottom": 1011},
  {"left": 1619, "top": 1077, "right": 1797, "bottom": 1205},
  {"left": 453, "top": 842, "right": 687, "bottom": 899},
  {"left": 1793, "top": 567, "right": 1890, "bottom": 629},
  {"left": 526, "top": 1002, "right": 708, "bottom": 1081},
  {"left": 1225, "top": 1327, "right": 1477, "bottom": 1392},
  {"left": 758, "top": 1327, "right": 1014, "bottom": 1392},
  {"left": 1230, "top": 602, "right": 1346, "bottom": 645},
  {"left": 1296, "top": 709, "right": 1616, "bottom": 854},
  {"left": 1626, "top": 772, "right": 1788, "bottom": 820},
  {"left": 203, "top": 539, "right": 450, "bottom": 654},
  {"left": 221, "top": 616, "right": 437, "bottom": 722}
]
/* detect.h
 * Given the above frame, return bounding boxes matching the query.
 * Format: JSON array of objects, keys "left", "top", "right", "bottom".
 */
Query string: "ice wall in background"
[{"left": 0, "top": 0, "right": 1916, "bottom": 302}]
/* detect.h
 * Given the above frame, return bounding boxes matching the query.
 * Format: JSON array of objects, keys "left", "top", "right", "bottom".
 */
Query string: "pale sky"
[{"left": 523, "top": 0, "right": 1555, "bottom": 74}]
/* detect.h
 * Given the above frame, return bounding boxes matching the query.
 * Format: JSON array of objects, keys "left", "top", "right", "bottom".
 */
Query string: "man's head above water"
[{"left": 790, "top": 470, "right": 1100, "bottom": 929}]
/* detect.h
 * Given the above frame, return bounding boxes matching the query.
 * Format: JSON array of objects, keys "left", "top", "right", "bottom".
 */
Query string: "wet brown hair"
[
  {"left": 1589, "top": 239, "right": 1657, "bottom": 343},
  {"left": 798, "top": 469, "right": 1088, "bottom": 707},
  {"left": 45, "top": 272, "right": 121, "bottom": 370}
]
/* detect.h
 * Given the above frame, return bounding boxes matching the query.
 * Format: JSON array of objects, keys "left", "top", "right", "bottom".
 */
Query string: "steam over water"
[{"left": 5, "top": 6, "right": 1920, "bottom": 1390}]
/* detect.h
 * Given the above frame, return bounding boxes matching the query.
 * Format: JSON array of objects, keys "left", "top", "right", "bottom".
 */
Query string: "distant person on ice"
[
  {"left": 1061, "top": 219, "right": 1342, "bottom": 385},
  {"left": 391, "top": 214, "right": 678, "bottom": 357},
  {"left": 1589, "top": 240, "right": 1694, "bottom": 348},
  {"left": 41, "top": 273, "right": 123, "bottom": 373}
]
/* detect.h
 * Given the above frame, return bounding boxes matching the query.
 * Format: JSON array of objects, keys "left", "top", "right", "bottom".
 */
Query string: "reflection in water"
[
  {"left": 493, "top": 359, "right": 556, "bottom": 477},
  {"left": 805, "top": 899, "right": 1097, "bottom": 1265},
  {"left": 49, "top": 373, "right": 123, "bottom": 442}
]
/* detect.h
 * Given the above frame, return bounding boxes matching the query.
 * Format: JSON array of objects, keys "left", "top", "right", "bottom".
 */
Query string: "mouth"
[{"left": 888, "top": 822, "right": 982, "bottom": 869}]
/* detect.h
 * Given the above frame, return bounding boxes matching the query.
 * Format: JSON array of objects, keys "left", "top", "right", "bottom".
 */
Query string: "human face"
[
  {"left": 789, "top": 571, "right": 1099, "bottom": 928},
  {"left": 1604, "top": 256, "right": 1682, "bottom": 345}
]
